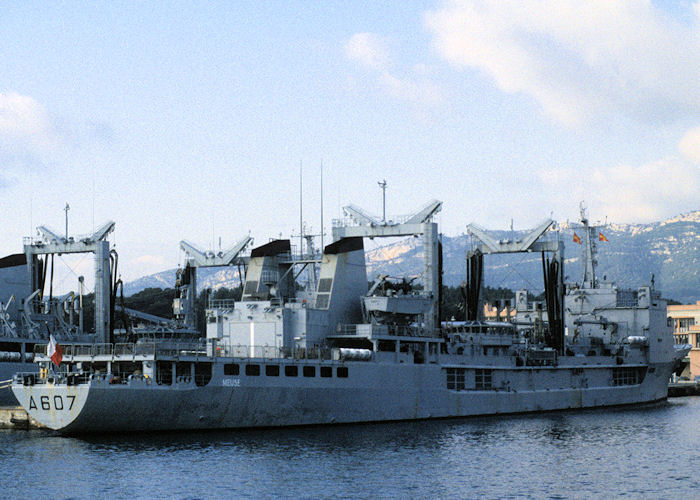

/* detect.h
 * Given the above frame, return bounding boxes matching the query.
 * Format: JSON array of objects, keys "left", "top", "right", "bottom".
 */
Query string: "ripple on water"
[{"left": 1, "top": 398, "right": 700, "bottom": 498}]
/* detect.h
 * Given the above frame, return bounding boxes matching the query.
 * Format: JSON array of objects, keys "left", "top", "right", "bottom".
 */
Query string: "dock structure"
[
  {"left": 0, "top": 406, "right": 44, "bottom": 430},
  {"left": 668, "top": 381, "right": 700, "bottom": 397}
]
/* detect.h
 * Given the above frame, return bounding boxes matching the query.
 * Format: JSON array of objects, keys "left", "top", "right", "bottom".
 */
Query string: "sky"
[{"left": 1, "top": 1, "right": 699, "bottom": 292}]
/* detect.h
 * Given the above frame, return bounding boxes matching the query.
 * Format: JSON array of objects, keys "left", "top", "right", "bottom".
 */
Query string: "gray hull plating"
[{"left": 14, "top": 360, "right": 674, "bottom": 433}]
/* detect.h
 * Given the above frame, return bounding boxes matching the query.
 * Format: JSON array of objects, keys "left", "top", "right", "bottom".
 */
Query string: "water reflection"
[{"left": 2, "top": 399, "right": 700, "bottom": 498}]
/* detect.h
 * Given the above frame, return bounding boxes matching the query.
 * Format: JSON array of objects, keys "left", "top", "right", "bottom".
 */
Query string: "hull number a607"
[{"left": 29, "top": 395, "right": 75, "bottom": 411}]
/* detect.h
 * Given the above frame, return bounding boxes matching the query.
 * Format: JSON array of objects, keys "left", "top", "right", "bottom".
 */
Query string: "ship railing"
[
  {"left": 153, "top": 339, "right": 208, "bottom": 358},
  {"left": 210, "top": 342, "right": 333, "bottom": 360},
  {"left": 33, "top": 342, "right": 115, "bottom": 358},
  {"left": 332, "top": 212, "right": 415, "bottom": 228},
  {"left": 336, "top": 323, "right": 429, "bottom": 338},
  {"left": 134, "top": 343, "right": 157, "bottom": 356},
  {"left": 286, "top": 346, "right": 333, "bottom": 360},
  {"left": 114, "top": 343, "right": 136, "bottom": 356},
  {"left": 290, "top": 250, "right": 321, "bottom": 262},
  {"left": 30, "top": 340, "right": 336, "bottom": 362},
  {"left": 443, "top": 322, "right": 518, "bottom": 336},
  {"left": 213, "top": 343, "right": 284, "bottom": 359},
  {"left": 93, "top": 343, "right": 113, "bottom": 356},
  {"left": 208, "top": 298, "right": 237, "bottom": 309},
  {"left": 31, "top": 341, "right": 206, "bottom": 360},
  {"left": 72, "top": 344, "right": 94, "bottom": 356},
  {"left": 13, "top": 371, "right": 92, "bottom": 386}
]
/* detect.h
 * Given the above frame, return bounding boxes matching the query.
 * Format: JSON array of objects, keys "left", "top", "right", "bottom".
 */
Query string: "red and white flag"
[{"left": 48, "top": 335, "right": 63, "bottom": 366}]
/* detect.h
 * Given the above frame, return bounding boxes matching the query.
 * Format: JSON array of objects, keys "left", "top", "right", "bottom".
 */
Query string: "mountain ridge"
[{"left": 124, "top": 210, "right": 700, "bottom": 304}]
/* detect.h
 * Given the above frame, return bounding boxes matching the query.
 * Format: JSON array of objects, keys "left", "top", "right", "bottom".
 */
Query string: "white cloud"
[
  {"left": 378, "top": 71, "right": 444, "bottom": 105},
  {"left": 0, "top": 92, "right": 56, "bottom": 149},
  {"left": 679, "top": 126, "right": 700, "bottom": 163},
  {"left": 345, "top": 33, "right": 444, "bottom": 106},
  {"left": 345, "top": 33, "right": 389, "bottom": 69},
  {"left": 425, "top": 1, "right": 700, "bottom": 125},
  {"left": 538, "top": 127, "right": 700, "bottom": 221}
]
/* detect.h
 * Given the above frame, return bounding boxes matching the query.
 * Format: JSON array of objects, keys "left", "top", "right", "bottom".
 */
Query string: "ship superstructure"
[{"left": 11, "top": 202, "right": 687, "bottom": 433}]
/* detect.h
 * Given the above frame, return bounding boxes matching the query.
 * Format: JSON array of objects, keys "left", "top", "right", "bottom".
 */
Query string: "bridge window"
[
  {"left": 194, "top": 363, "right": 212, "bottom": 386},
  {"left": 446, "top": 368, "right": 466, "bottom": 390},
  {"left": 612, "top": 367, "right": 646, "bottom": 386},
  {"left": 303, "top": 366, "right": 315, "bottom": 377},
  {"left": 265, "top": 365, "right": 280, "bottom": 376},
  {"left": 337, "top": 366, "right": 348, "bottom": 378},
  {"left": 285, "top": 365, "right": 298, "bottom": 377},
  {"left": 243, "top": 280, "right": 258, "bottom": 295},
  {"left": 320, "top": 366, "right": 332, "bottom": 378},
  {"left": 156, "top": 361, "right": 172, "bottom": 386},
  {"left": 315, "top": 294, "right": 330, "bottom": 309},
  {"left": 475, "top": 369, "right": 492, "bottom": 389},
  {"left": 317, "top": 278, "right": 333, "bottom": 293},
  {"left": 224, "top": 363, "right": 239, "bottom": 376},
  {"left": 245, "top": 364, "right": 260, "bottom": 376}
]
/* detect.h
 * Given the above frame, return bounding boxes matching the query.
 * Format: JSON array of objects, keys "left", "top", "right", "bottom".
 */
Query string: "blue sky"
[{"left": 1, "top": 1, "right": 699, "bottom": 290}]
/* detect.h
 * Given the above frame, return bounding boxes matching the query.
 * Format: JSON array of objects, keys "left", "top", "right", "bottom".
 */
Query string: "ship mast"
[{"left": 579, "top": 202, "right": 598, "bottom": 288}]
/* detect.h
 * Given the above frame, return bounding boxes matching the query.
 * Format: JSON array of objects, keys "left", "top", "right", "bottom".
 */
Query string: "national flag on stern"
[
  {"left": 573, "top": 232, "right": 582, "bottom": 244},
  {"left": 599, "top": 231, "right": 609, "bottom": 242},
  {"left": 48, "top": 335, "right": 63, "bottom": 366}
]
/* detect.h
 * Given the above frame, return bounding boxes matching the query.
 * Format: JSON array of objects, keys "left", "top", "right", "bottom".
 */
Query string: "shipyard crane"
[
  {"left": 466, "top": 219, "right": 565, "bottom": 354},
  {"left": 177, "top": 236, "right": 252, "bottom": 330},
  {"left": 332, "top": 199, "right": 443, "bottom": 332},
  {"left": 24, "top": 221, "right": 115, "bottom": 342}
]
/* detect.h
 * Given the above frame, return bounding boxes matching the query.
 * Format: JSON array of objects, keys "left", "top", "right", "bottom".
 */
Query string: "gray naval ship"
[{"left": 11, "top": 201, "right": 689, "bottom": 433}]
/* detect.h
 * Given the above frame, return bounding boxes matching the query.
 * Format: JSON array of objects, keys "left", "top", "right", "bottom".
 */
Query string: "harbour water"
[{"left": 2, "top": 397, "right": 700, "bottom": 499}]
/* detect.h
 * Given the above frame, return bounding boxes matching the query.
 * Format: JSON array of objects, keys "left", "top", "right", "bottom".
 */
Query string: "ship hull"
[
  {"left": 0, "top": 361, "right": 36, "bottom": 406},
  {"left": 13, "top": 360, "right": 675, "bottom": 434}
]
